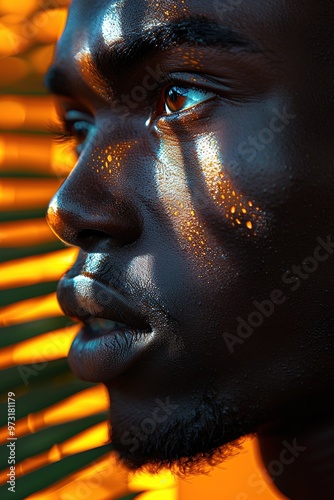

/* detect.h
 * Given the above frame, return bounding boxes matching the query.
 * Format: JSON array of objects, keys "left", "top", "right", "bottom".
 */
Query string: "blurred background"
[{"left": 0, "top": 2, "right": 286, "bottom": 499}]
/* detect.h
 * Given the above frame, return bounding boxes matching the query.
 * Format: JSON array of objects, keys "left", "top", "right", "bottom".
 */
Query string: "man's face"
[{"left": 47, "top": 0, "right": 334, "bottom": 472}]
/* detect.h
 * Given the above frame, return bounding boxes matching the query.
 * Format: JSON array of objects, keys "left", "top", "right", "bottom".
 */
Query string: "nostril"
[
  {"left": 78, "top": 228, "right": 119, "bottom": 248},
  {"left": 79, "top": 229, "right": 108, "bottom": 240},
  {"left": 77, "top": 227, "right": 139, "bottom": 249}
]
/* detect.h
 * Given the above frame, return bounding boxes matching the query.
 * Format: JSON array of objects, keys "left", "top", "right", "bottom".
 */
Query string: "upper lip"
[{"left": 57, "top": 272, "right": 150, "bottom": 331}]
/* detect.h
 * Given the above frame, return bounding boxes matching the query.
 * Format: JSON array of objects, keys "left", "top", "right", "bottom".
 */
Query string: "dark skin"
[{"left": 46, "top": 0, "right": 334, "bottom": 498}]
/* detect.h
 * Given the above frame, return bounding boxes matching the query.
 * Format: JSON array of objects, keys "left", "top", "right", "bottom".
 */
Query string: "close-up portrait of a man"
[{"left": 18, "top": 0, "right": 334, "bottom": 498}]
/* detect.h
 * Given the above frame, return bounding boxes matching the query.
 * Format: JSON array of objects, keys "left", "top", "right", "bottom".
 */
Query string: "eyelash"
[
  {"left": 50, "top": 122, "right": 74, "bottom": 144},
  {"left": 51, "top": 77, "right": 216, "bottom": 150},
  {"left": 49, "top": 119, "right": 92, "bottom": 155}
]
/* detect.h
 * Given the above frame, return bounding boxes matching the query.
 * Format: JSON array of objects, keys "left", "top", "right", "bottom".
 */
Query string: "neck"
[{"left": 257, "top": 413, "right": 334, "bottom": 499}]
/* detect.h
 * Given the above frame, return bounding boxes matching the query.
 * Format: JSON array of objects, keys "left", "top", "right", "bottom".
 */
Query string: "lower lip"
[{"left": 68, "top": 324, "right": 154, "bottom": 382}]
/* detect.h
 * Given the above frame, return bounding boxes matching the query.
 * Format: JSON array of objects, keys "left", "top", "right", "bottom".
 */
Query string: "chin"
[{"left": 108, "top": 388, "right": 252, "bottom": 476}]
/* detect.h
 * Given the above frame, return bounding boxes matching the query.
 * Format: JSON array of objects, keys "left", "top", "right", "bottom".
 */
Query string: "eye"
[
  {"left": 164, "top": 85, "right": 215, "bottom": 115},
  {"left": 53, "top": 110, "right": 95, "bottom": 155},
  {"left": 69, "top": 120, "right": 93, "bottom": 147}
]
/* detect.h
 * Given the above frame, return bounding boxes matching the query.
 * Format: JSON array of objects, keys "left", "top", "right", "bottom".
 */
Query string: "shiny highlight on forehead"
[
  {"left": 144, "top": 0, "right": 188, "bottom": 28},
  {"left": 102, "top": 2, "right": 124, "bottom": 45}
]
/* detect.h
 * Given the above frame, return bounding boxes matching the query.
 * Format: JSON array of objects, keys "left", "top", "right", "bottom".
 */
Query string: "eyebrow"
[{"left": 45, "top": 16, "right": 259, "bottom": 96}]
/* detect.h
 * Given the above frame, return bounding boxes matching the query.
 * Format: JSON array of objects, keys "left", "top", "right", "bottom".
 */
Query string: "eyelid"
[
  {"left": 158, "top": 72, "right": 220, "bottom": 96},
  {"left": 164, "top": 85, "right": 215, "bottom": 115},
  {"left": 64, "top": 109, "right": 94, "bottom": 124},
  {"left": 51, "top": 109, "right": 95, "bottom": 157},
  {"left": 153, "top": 72, "right": 223, "bottom": 117}
]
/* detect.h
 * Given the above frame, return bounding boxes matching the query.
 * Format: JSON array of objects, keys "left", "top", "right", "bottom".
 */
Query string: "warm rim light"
[
  {"left": 0, "top": 292, "right": 63, "bottom": 326},
  {"left": 0, "top": 421, "right": 110, "bottom": 483},
  {"left": 0, "top": 384, "right": 109, "bottom": 443},
  {"left": 0, "top": 247, "right": 78, "bottom": 288}
]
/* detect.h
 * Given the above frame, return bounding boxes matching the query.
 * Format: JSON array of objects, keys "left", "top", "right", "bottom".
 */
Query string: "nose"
[{"left": 46, "top": 140, "right": 143, "bottom": 251}]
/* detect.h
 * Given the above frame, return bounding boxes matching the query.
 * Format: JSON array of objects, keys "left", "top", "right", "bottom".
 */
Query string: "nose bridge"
[{"left": 47, "top": 135, "right": 142, "bottom": 248}]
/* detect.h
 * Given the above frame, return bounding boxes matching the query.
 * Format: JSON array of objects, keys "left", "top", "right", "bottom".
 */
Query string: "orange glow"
[
  {"left": 0, "top": 292, "right": 62, "bottom": 327},
  {"left": 0, "top": 96, "right": 57, "bottom": 130},
  {"left": 178, "top": 438, "right": 284, "bottom": 500},
  {"left": 0, "top": 178, "right": 61, "bottom": 210},
  {"left": 0, "top": 219, "right": 56, "bottom": 247},
  {"left": 29, "top": 44, "right": 55, "bottom": 75},
  {"left": 0, "top": 25, "right": 30, "bottom": 57},
  {"left": 0, "top": 100, "right": 26, "bottom": 128},
  {"left": 0, "top": 248, "right": 78, "bottom": 289},
  {"left": 26, "top": 453, "right": 130, "bottom": 500},
  {"left": 0, "top": 0, "right": 38, "bottom": 16},
  {"left": 0, "top": 324, "right": 80, "bottom": 370},
  {"left": 129, "top": 471, "right": 176, "bottom": 492},
  {"left": 0, "top": 14, "right": 26, "bottom": 25},
  {"left": 0, "top": 422, "right": 110, "bottom": 483},
  {"left": 0, "top": 384, "right": 108, "bottom": 443},
  {"left": 0, "top": 134, "right": 76, "bottom": 175},
  {"left": 51, "top": 141, "right": 77, "bottom": 177},
  {"left": 0, "top": 134, "right": 53, "bottom": 172},
  {"left": 34, "top": 9, "right": 68, "bottom": 43},
  {"left": 139, "top": 491, "right": 177, "bottom": 500},
  {"left": 0, "top": 56, "right": 29, "bottom": 82}
]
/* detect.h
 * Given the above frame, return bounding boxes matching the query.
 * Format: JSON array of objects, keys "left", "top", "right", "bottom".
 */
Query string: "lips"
[{"left": 58, "top": 274, "right": 154, "bottom": 382}]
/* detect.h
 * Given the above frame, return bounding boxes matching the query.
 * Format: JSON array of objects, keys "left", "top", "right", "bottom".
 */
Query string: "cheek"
[
  {"left": 196, "top": 132, "right": 267, "bottom": 236},
  {"left": 154, "top": 128, "right": 268, "bottom": 267},
  {"left": 154, "top": 129, "right": 216, "bottom": 263}
]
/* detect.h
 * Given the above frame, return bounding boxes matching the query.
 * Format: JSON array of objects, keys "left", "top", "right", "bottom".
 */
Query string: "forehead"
[{"left": 61, "top": 0, "right": 312, "bottom": 52}]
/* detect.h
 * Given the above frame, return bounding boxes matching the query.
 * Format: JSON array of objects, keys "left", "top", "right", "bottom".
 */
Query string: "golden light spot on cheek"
[
  {"left": 89, "top": 141, "right": 137, "bottom": 179},
  {"left": 196, "top": 133, "right": 267, "bottom": 236},
  {"left": 172, "top": 202, "right": 209, "bottom": 256},
  {"left": 155, "top": 132, "right": 218, "bottom": 263}
]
